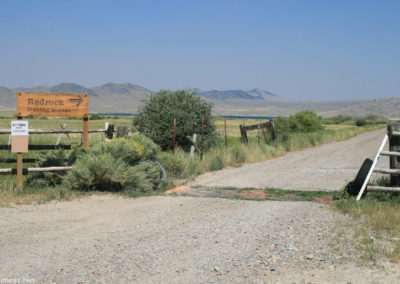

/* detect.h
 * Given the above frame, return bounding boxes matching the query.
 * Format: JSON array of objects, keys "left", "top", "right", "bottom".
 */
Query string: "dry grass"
[{"left": 334, "top": 193, "right": 400, "bottom": 262}]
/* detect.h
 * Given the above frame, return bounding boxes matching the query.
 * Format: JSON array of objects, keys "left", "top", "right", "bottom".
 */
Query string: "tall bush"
[
  {"left": 133, "top": 89, "right": 218, "bottom": 151},
  {"left": 65, "top": 136, "right": 162, "bottom": 192},
  {"left": 275, "top": 110, "right": 323, "bottom": 134}
]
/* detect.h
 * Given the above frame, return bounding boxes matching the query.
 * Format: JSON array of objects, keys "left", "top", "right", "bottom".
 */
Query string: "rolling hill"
[{"left": 0, "top": 83, "right": 398, "bottom": 118}]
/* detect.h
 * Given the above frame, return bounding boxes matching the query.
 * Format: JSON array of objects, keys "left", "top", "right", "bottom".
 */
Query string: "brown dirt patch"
[
  {"left": 239, "top": 190, "right": 266, "bottom": 199},
  {"left": 165, "top": 185, "right": 190, "bottom": 195}
]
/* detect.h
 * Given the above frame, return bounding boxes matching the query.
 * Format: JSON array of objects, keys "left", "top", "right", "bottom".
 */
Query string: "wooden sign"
[
  {"left": 17, "top": 92, "right": 89, "bottom": 118},
  {"left": 11, "top": 136, "right": 29, "bottom": 153}
]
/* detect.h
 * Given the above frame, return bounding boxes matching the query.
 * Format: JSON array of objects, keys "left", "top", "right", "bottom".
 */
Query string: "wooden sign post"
[
  {"left": 14, "top": 92, "right": 89, "bottom": 190},
  {"left": 11, "top": 120, "right": 29, "bottom": 190}
]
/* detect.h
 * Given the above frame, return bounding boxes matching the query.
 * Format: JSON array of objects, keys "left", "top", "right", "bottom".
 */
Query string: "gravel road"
[
  {"left": 189, "top": 128, "right": 389, "bottom": 191},
  {"left": 2, "top": 128, "right": 399, "bottom": 283},
  {"left": 2, "top": 195, "right": 399, "bottom": 283}
]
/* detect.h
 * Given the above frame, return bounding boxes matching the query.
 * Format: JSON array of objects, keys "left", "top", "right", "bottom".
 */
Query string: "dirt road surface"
[
  {"left": 189, "top": 128, "right": 389, "bottom": 191},
  {"left": 1, "top": 128, "right": 399, "bottom": 283},
  {"left": 1, "top": 195, "right": 400, "bottom": 283}
]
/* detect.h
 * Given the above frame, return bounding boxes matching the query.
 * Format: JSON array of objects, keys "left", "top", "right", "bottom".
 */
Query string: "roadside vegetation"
[
  {"left": 0, "top": 93, "right": 390, "bottom": 205},
  {"left": 157, "top": 112, "right": 386, "bottom": 186},
  {"left": 333, "top": 176, "right": 400, "bottom": 262}
]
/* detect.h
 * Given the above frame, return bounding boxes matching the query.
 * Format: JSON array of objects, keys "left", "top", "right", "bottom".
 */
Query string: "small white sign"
[{"left": 11, "top": 120, "right": 29, "bottom": 136}]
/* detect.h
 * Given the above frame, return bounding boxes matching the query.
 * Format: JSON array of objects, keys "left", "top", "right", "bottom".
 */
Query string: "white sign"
[{"left": 11, "top": 120, "right": 29, "bottom": 136}]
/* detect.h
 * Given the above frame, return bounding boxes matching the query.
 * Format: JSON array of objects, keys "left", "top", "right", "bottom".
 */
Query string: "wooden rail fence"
[
  {"left": 0, "top": 123, "right": 115, "bottom": 175},
  {"left": 239, "top": 120, "right": 276, "bottom": 144}
]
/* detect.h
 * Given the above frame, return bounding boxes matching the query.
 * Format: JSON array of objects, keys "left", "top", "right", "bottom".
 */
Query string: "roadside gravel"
[{"left": 1, "top": 195, "right": 399, "bottom": 283}]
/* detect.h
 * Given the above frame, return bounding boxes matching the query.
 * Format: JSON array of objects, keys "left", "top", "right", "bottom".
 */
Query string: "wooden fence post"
[
  {"left": 260, "top": 123, "right": 267, "bottom": 144},
  {"left": 243, "top": 123, "right": 248, "bottom": 145},
  {"left": 224, "top": 118, "right": 227, "bottom": 151},
  {"left": 270, "top": 120, "right": 277, "bottom": 140},
  {"left": 117, "top": 126, "right": 129, "bottom": 137},
  {"left": 83, "top": 117, "right": 89, "bottom": 149},
  {"left": 239, "top": 124, "right": 248, "bottom": 144},
  {"left": 16, "top": 116, "right": 23, "bottom": 190},
  {"left": 389, "top": 124, "right": 400, "bottom": 187}
]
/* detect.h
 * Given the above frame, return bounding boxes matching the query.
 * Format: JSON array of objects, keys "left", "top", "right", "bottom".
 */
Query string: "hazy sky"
[{"left": 0, "top": 0, "right": 399, "bottom": 100}]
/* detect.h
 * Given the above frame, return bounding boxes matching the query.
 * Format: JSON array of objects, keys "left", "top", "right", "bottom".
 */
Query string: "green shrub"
[
  {"left": 129, "top": 134, "right": 161, "bottom": 160},
  {"left": 230, "top": 145, "right": 247, "bottom": 163},
  {"left": 156, "top": 152, "right": 185, "bottom": 177},
  {"left": 133, "top": 89, "right": 218, "bottom": 151},
  {"left": 89, "top": 114, "right": 102, "bottom": 120},
  {"left": 209, "top": 153, "right": 225, "bottom": 171},
  {"left": 105, "top": 138, "right": 144, "bottom": 164},
  {"left": 67, "top": 146, "right": 86, "bottom": 165},
  {"left": 65, "top": 149, "right": 162, "bottom": 192},
  {"left": 355, "top": 118, "right": 367, "bottom": 126},
  {"left": 27, "top": 135, "right": 162, "bottom": 192},
  {"left": 183, "top": 159, "right": 203, "bottom": 177},
  {"left": 322, "top": 115, "right": 354, "bottom": 125},
  {"left": 26, "top": 149, "right": 71, "bottom": 186},
  {"left": 365, "top": 115, "right": 388, "bottom": 125},
  {"left": 130, "top": 161, "right": 161, "bottom": 190},
  {"left": 275, "top": 111, "right": 323, "bottom": 134},
  {"left": 293, "top": 111, "right": 324, "bottom": 132},
  {"left": 65, "top": 152, "right": 129, "bottom": 191}
]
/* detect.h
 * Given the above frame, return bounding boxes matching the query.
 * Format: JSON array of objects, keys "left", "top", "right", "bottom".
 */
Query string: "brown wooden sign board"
[
  {"left": 17, "top": 92, "right": 89, "bottom": 118},
  {"left": 11, "top": 136, "right": 29, "bottom": 153}
]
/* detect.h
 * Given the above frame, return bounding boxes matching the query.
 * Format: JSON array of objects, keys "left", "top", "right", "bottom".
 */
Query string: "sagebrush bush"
[
  {"left": 129, "top": 134, "right": 161, "bottom": 160},
  {"left": 63, "top": 137, "right": 162, "bottom": 192},
  {"left": 156, "top": 152, "right": 185, "bottom": 177},
  {"left": 130, "top": 161, "right": 161, "bottom": 190},
  {"left": 105, "top": 138, "right": 144, "bottom": 164},
  {"left": 133, "top": 89, "right": 218, "bottom": 151},
  {"left": 66, "top": 152, "right": 129, "bottom": 191}
]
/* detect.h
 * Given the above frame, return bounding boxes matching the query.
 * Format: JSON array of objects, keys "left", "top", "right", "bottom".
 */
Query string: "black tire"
[{"left": 347, "top": 158, "right": 373, "bottom": 196}]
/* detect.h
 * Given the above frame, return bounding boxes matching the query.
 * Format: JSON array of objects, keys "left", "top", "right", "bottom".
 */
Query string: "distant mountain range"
[{"left": 0, "top": 82, "right": 398, "bottom": 119}]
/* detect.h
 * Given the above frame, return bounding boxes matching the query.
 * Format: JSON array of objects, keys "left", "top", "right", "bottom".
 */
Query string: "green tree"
[{"left": 133, "top": 89, "right": 217, "bottom": 151}]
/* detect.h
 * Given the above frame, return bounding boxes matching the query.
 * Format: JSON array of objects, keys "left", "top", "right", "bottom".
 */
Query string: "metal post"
[
  {"left": 200, "top": 118, "right": 205, "bottom": 160},
  {"left": 173, "top": 119, "right": 176, "bottom": 155}
]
